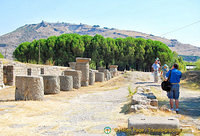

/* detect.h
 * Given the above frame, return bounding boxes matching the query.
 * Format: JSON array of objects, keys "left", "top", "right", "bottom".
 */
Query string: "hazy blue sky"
[{"left": 0, "top": 0, "right": 200, "bottom": 47}]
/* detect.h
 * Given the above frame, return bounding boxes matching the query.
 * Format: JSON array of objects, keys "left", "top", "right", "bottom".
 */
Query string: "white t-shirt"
[{"left": 152, "top": 63, "right": 160, "bottom": 71}]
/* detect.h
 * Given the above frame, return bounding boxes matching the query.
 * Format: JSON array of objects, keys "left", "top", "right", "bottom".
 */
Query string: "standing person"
[
  {"left": 166, "top": 63, "right": 182, "bottom": 114},
  {"left": 156, "top": 57, "right": 161, "bottom": 66},
  {"left": 152, "top": 60, "right": 160, "bottom": 83},
  {"left": 161, "top": 64, "right": 168, "bottom": 81}
]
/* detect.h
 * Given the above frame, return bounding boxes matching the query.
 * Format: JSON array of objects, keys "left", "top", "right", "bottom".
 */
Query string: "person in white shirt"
[{"left": 152, "top": 60, "right": 160, "bottom": 83}]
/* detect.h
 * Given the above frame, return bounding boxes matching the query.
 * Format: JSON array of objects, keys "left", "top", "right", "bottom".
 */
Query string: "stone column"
[
  {"left": 95, "top": 72, "right": 104, "bottom": 82},
  {"left": 0, "top": 61, "right": 4, "bottom": 88},
  {"left": 63, "top": 70, "right": 82, "bottom": 89},
  {"left": 59, "top": 75, "right": 73, "bottom": 91},
  {"left": 42, "top": 75, "right": 60, "bottom": 94},
  {"left": 104, "top": 69, "right": 111, "bottom": 81},
  {"left": 15, "top": 76, "right": 44, "bottom": 101},
  {"left": 89, "top": 70, "right": 95, "bottom": 85},
  {"left": 109, "top": 65, "right": 118, "bottom": 77},
  {"left": 68, "top": 62, "right": 76, "bottom": 70},
  {"left": 3, "top": 65, "right": 14, "bottom": 86},
  {"left": 75, "top": 58, "right": 91, "bottom": 86}
]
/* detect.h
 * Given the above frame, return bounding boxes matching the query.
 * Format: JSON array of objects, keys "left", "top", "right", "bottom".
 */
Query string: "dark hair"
[{"left": 174, "top": 63, "right": 178, "bottom": 69}]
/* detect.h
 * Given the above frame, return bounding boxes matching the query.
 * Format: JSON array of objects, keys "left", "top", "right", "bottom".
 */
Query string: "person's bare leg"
[
  {"left": 175, "top": 99, "right": 179, "bottom": 109},
  {"left": 170, "top": 99, "right": 173, "bottom": 109}
]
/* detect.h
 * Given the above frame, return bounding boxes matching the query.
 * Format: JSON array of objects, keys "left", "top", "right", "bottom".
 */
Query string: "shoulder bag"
[{"left": 161, "top": 70, "right": 172, "bottom": 92}]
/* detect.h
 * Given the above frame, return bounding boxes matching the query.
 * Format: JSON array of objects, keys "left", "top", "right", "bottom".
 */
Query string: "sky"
[{"left": 0, "top": 0, "right": 200, "bottom": 47}]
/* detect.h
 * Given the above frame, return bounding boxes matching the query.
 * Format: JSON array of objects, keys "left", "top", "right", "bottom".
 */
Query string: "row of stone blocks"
[
  {"left": 15, "top": 68, "right": 116, "bottom": 101},
  {"left": 15, "top": 75, "right": 73, "bottom": 101},
  {"left": 130, "top": 87, "right": 158, "bottom": 112}
]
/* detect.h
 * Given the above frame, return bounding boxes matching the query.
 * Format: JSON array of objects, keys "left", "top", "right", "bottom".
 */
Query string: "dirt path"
[{"left": 0, "top": 71, "right": 199, "bottom": 136}]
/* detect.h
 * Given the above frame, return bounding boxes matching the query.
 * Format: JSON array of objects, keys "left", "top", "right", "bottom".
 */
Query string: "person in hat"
[
  {"left": 161, "top": 64, "right": 168, "bottom": 80},
  {"left": 152, "top": 59, "right": 160, "bottom": 83}
]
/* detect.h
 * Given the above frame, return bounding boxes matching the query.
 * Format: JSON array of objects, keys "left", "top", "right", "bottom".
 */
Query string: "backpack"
[{"left": 161, "top": 70, "right": 171, "bottom": 92}]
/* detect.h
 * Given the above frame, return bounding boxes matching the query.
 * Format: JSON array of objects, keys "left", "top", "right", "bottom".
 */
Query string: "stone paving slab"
[{"left": 128, "top": 115, "right": 179, "bottom": 129}]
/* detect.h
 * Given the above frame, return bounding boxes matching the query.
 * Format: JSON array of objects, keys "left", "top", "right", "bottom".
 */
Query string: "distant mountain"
[{"left": 0, "top": 21, "right": 200, "bottom": 60}]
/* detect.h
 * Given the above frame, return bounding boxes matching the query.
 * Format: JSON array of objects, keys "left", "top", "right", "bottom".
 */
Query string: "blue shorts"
[{"left": 167, "top": 84, "right": 180, "bottom": 100}]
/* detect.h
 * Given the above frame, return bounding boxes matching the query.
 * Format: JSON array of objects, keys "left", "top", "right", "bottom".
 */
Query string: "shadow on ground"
[
  {"left": 159, "top": 97, "right": 200, "bottom": 118},
  {"left": 179, "top": 96, "right": 200, "bottom": 118},
  {"left": 0, "top": 99, "right": 15, "bottom": 102},
  {"left": 120, "top": 102, "right": 131, "bottom": 114},
  {"left": 136, "top": 82, "right": 154, "bottom": 84},
  {"left": 145, "top": 85, "right": 161, "bottom": 87}
]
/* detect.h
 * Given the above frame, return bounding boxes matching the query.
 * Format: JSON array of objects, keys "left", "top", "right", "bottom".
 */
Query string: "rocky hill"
[{"left": 0, "top": 21, "right": 200, "bottom": 60}]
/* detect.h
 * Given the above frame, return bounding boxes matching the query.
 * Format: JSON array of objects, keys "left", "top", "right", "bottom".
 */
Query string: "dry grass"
[{"left": 181, "top": 80, "right": 200, "bottom": 91}]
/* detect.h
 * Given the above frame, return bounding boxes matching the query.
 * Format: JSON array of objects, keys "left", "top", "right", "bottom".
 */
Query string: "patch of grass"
[
  {"left": 181, "top": 80, "right": 200, "bottom": 91},
  {"left": 128, "top": 85, "right": 137, "bottom": 97}
]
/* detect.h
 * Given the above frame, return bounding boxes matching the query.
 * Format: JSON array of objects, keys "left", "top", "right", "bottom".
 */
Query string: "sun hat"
[{"left": 164, "top": 64, "right": 168, "bottom": 67}]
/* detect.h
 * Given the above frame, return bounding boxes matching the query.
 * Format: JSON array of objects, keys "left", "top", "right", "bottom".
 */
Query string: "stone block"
[
  {"left": 150, "top": 99, "right": 158, "bottom": 107},
  {"left": 89, "top": 70, "right": 95, "bottom": 85},
  {"left": 147, "top": 105, "right": 158, "bottom": 111},
  {"left": 138, "top": 100, "right": 150, "bottom": 105},
  {"left": 109, "top": 65, "right": 118, "bottom": 77},
  {"left": 146, "top": 93, "right": 157, "bottom": 99},
  {"left": 98, "top": 67, "right": 106, "bottom": 72},
  {"left": 68, "top": 62, "right": 76, "bottom": 69},
  {"left": 42, "top": 75, "right": 60, "bottom": 94},
  {"left": 137, "top": 87, "right": 145, "bottom": 93},
  {"left": 109, "top": 65, "right": 118, "bottom": 69},
  {"left": 144, "top": 87, "right": 151, "bottom": 92},
  {"left": 95, "top": 72, "right": 104, "bottom": 82},
  {"left": 15, "top": 76, "right": 44, "bottom": 100},
  {"left": 63, "top": 70, "right": 82, "bottom": 89},
  {"left": 136, "top": 105, "right": 147, "bottom": 110},
  {"left": 59, "top": 75, "right": 73, "bottom": 91},
  {"left": 104, "top": 69, "right": 111, "bottom": 81},
  {"left": 130, "top": 105, "right": 138, "bottom": 112},
  {"left": 128, "top": 115, "right": 180, "bottom": 133},
  {"left": 76, "top": 57, "right": 91, "bottom": 63}
]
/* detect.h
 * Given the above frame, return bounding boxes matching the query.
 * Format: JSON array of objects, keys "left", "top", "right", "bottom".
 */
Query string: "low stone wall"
[
  {"left": 3, "top": 63, "right": 69, "bottom": 86},
  {"left": 130, "top": 87, "right": 158, "bottom": 112}
]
